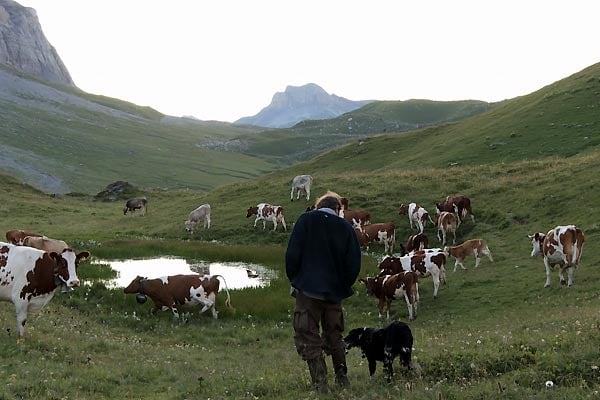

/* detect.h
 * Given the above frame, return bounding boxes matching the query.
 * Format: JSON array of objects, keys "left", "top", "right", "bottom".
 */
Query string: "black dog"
[{"left": 344, "top": 321, "right": 413, "bottom": 382}]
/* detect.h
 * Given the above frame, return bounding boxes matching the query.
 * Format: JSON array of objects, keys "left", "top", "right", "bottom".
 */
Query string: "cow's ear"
[{"left": 77, "top": 251, "right": 91, "bottom": 261}]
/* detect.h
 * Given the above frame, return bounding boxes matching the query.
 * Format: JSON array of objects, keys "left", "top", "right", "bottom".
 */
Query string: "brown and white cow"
[
  {"left": 123, "top": 197, "right": 148, "bottom": 216},
  {"left": 403, "top": 233, "right": 429, "bottom": 254},
  {"left": 23, "top": 236, "right": 69, "bottom": 254},
  {"left": 246, "top": 203, "right": 287, "bottom": 231},
  {"left": 5, "top": 230, "right": 44, "bottom": 246},
  {"left": 340, "top": 208, "right": 371, "bottom": 228},
  {"left": 290, "top": 175, "right": 313, "bottom": 202},
  {"left": 444, "top": 239, "right": 494, "bottom": 272},
  {"left": 123, "top": 274, "right": 231, "bottom": 318},
  {"left": 354, "top": 222, "right": 395, "bottom": 254},
  {"left": 378, "top": 249, "right": 447, "bottom": 298},
  {"left": 184, "top": 204, "right": 211, "bottom": 233},
  {"left": 529, "top": 225, "right": 584, "bottom": 287},
  {"left": 360, "top": 271, "right": 419, "bottom": 320},
  {"left": 398, "top": 203, "right": 435, "bottom": 234},
  {"left": 0, "top": 242, "right": 90, "bottom": 342},
  {"left": 436, "top": 212, "right": 460, "bottom": 245},
  {"left": 436, "top": 195, "right": 474, "bottom": 223}
]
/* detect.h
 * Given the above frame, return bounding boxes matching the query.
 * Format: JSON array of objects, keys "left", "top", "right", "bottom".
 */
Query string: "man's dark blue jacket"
[{"left": 285, "top": 208, "right": 362, "bottom": 303}]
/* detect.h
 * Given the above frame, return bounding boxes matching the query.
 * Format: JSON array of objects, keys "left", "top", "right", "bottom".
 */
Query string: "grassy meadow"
[{"left": 1, "top": 145, "right": 600, "bottom": 399}]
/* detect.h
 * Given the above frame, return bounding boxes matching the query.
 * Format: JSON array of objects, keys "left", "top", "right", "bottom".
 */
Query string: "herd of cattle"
[{"left": 0, "top": 172, "right": 586, "bottom": 344}]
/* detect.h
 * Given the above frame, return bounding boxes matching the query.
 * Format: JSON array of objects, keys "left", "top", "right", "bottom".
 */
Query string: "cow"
[
  {"left": 340, "top": 208, "right": 371, "bottom": 228},
  {"left": 344, "top": 321, "right": 413, "bottom": 383},
  {"left": 5, "top": 230, "right": 44, "bottom": 246},
  {"left": 290, "top": 175, "right": 313, "bottom": 201},
  {"left": 359, "top": 271, "right": 419, "bottom": 320},
  {"left": 0, "top": 242, "right": 90, "bottom": 343},
  {"left": 436, "top": 195, "right": 474, "bottom": 223},
  {"left": 246, "top": 203, "right": 287, "bottom": 231},
  {"left": 444, "top": 239, "right": 494, "bottom": 272},
  {"left": 529, "top": 225, "right": 584, "bottom": 287},
  {"left": 184, "top": 204, "right": 211, "bottom": 233},
  {"left": 398, "top": 203, "right": 435, "bottom": 234},
  {"left": 123, "top": 274, "right": 232, "bottom": 319},
  {"left": 403, "top": 233, "right": 429, "bottom": 254},
  {"left": 354, "top": 222, "right": 395, "bottom": 254},
  {"left": 378, "top": 250, "right": 447, "bottom": 298},
  {"left": 23, "top": 236, "right": 69, "bottom": 254},
  {"left": 436, "top": 211, "right": 460, "bottom": 245},
  {"left": 123, "top": 197, "right": 148, "bottom": 216}
]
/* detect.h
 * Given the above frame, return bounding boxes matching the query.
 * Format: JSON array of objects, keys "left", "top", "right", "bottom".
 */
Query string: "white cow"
[
  {"left": 184, "top": 204, "right": 211, "bottom": 233},
  {"left": 0, "top": 242, "right": 89, "bottom": 342},
  {"left": 398, "top": 203, "right": 435, "bottom": 234},
  {"left": 290, "top": 175, "right": 313, "bottom": 201}
]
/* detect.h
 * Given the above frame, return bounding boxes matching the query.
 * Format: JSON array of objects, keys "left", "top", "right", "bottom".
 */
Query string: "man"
[{"left": 285, "top": 191, "right": 362, "bottom": 394}]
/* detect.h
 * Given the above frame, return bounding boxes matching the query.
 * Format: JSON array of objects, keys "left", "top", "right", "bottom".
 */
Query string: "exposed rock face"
[
  {"left": 0, "top": 0, "right": 74, "bottom": 86},
  {"left": 235, "top": 83, "right": 372, "bottom": 128}
]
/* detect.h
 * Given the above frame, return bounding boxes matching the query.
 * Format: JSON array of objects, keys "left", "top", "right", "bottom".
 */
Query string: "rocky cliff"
[
  {"left": 0, "top": 0, "right": 74, "bottom": 86},
  {"left": 235, "top": 83, "right": 372, "bottom": 128}
]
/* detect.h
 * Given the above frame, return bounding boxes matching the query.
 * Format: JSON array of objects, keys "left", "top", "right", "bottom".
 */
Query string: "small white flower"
[{"left": 545, "top": 380, "right": 554, "bottom": 388}]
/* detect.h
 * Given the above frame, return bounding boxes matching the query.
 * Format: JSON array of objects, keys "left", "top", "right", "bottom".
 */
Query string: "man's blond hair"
[{"left": 315, "top": 191, "right": 343, "bottom": 210}]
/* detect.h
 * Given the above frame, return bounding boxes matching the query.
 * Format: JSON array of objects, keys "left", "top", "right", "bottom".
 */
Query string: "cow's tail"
[{"left": 214, "top": 275, "right": 233, "bottom": 309}]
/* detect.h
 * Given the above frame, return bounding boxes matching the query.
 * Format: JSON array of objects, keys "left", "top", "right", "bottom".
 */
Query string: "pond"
[{"left": 92, "top": 257, "right": 276, "bottom": 290}]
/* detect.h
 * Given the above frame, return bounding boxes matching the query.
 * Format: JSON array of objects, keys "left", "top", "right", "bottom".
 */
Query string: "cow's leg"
[
  {"left": 474, "top": 256, "right": 481, "bottom": 268},
  {"left": 417, "top": 221, "right": 424, "bottom": 234},
  {"left": 290, "top": 187, "right": 295, "bottom": 201},
  {"left": 253, "top": 217, "right": 259, "bottom": 228},
  {"left": 544, "top": 259, "right": 552, "bottom": 287},
  {"left": 305, "top": 188, "right": 310, "bottom": 201},
  {"left": 409, "top": 218, "right": 414, "bottom": 230},
  {"left": 559, "top": 266, "right": 567, "bottom": 286},
  {"left": 281, "top": 217, "right": 287, "bottom": 231},
  {"left": 378, "top": 299, "right": 385, "bottom": 318},
  {"left": 171, "top": 307, "right": 180, "bottom": 318},
  {"left": 272, "top": 220, "right": 277, "bottom": 231},
  {"left": 403, "top": 292, "right": 414, "bottom": 320},
  {"left": 368, "top": 358, "right": 377, "bottom": 378},
  {"left": 567, "top": 266, "right": 575, "bottom": 287},
  {"left": 484, "top": 248, "right": 494, "bottom": 262},
  {"left": 432, "top": 271, "right": 440, "bottom": 298},
  {"left": 452, "top": 230, "right": 456, "bottom": 245},
  {"left": 14, "top": 301, "right": 28, "bottom": 343}
]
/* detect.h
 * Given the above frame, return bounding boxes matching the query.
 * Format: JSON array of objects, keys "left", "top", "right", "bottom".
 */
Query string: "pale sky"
[{"left": 17, "top": 0, "right": 600, "bottom": 122}]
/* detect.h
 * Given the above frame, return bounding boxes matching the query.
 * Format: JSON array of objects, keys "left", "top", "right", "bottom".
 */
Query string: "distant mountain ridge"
[
  {"left": 235, "top": 83, "right": 372, "bottom": 128},
  {"left": 0, "top": 0, "right": 74, "bottom": 86}
]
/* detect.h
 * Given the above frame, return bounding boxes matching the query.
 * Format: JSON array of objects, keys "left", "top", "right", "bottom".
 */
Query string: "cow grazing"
[
  {"left": 436, "top": 211, "right": 460, "bottom": 245},
  {"left": 5, "top": 230, "right": 43, "bottom": 246},
  {"left": 0, "top": 242, "right": 89, "bottom": 342},
  {"left": 444, "top": 239, "right": 494, "bottom": 272},
  {"left": 23, "top": 236, "right": 69, "bottom": 254},
  {"left": 246, "top": 203, "right": 287, "bottom": 231},
  {"left": 354, "top": 222, "right": 395, "bottom": 254},
  {"left": 379, "top": 250, "right": 446, "bottom": 298},
  {"left": 340, "top": 208, "right": 371, "bottom": 228},
  {"left": 436, "top": 195, "right": 474, "bottom": 223},
  {"left": 184, "top": 204, "right": 211, "bottom": 233},
  {"left": 123, "top": 197, "right": 148, "bottom": 216},
  {"left": 403, "top": 233, "right": 429, "bottom": 253},
  {"left": 124, "top": 274, "right": 232, "bottom": 319},
  {"left": 290, "top": 174, "right": 313, "bottom": 201},
  {"left": 360, "top": 271, "right": 419, "bottom": 320},
  {"left": 344, "top": 321, "right": 413, "bottom": 383},
  {"left": 398, "top": 203, "right": 435, "bottom": 234},
  {"left": 529, "top": 225, "right": 584, "bottom": 287}
]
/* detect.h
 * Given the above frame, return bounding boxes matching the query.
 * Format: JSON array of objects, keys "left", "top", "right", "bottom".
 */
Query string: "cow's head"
[
  {"left": 124, "top": 276, "right": 147, "bottom": 294},
  {"left": 359, "top": 276, "right": 380, "bottom": 296},
  {"left": 184, "top": 220, "right": 194, "bottom": 232},
  {"left": 50, "top": 249, "right": 89, "bottom": 288},
  {"left": 528, "top": 232, "right": 545, "bottom": 257},
  {"left": 398, "top": 204, "right": 409, "bottom": 215},
  {"left": 246, "top": 206, "right": 258, "bottom": 218}
]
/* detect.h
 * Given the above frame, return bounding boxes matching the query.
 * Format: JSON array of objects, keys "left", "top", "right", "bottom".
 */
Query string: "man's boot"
[
  {"left": 332, "top": 350, "right": 350, "bottom": 388},
  {"left": 307, "top": 356, "right": 329, "bottom": 394}
]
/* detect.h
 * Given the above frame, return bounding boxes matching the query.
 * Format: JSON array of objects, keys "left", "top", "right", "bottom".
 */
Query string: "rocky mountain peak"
[{"left": 0, "top": 0, "right": 74, "bottom": 86}]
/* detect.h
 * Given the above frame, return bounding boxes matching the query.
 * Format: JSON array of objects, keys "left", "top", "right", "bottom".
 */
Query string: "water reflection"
[{"left": 92, "top": 257, "right": 275, "bottom": 289}]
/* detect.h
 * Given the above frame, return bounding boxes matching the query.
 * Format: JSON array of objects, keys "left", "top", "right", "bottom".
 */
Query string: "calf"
[
  {"left": 124, "top": 274, "right": 232, "bottom": 318},
  {"left": 123, "top": 197, "right": 148, "bottom": 216},
  {"left": 398, "top": 203, "right": 434, "bottom": 234},
  {"left": 340, "top": 208, "right": 371, "bottom": 228},
  {"left": 5, "top": 229, "right": 43, "bottom": 246},
  {"left": 246, "top": 203, "right": 287, "bottom": 231},
  {"left": 354, "top": 222, "right": 395, "bottom": 254},
  {"left": 402, "top": 250, "right": 447, "bottom": 298},
  {"left": 436, "top": 211, "right": 460, "bottom": 245},
  {"left": 444, "top": 239, "right": 494, "bottom": 272},
  {"left": 403, "top": 233, "right": 429, "bottom": 253},
  {"left": 359, "top": 271, "right": 419, "bottom": 320},
  {"left": 0, "top": 242, "right": 89, "bottom": 342},
  {"left": 436, "top": 194, "right": 474, "bottom": 223},
  {"left": 184, "top": 204, "right": 211, "bottom": 233},
  {"left": 529, "top": 225, "right": 584, "bottom": 287},
  {"left": 290, "top": 174, "right": 313, "bottom": 201},
  {"left": 344, "top": 321, "right": 413, "bottom": 383}
]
